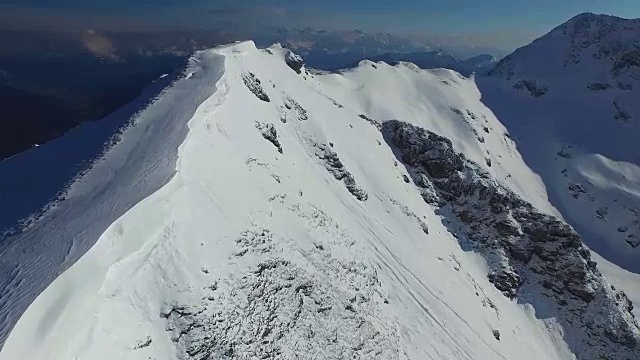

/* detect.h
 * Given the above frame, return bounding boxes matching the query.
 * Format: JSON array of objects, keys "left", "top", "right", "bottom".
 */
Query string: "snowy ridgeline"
[{"left": 0, "top": 40, "right": 639, "bottom": 360}]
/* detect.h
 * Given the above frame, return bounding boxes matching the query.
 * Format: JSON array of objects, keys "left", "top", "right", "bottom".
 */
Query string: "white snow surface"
[
  {"left": 0, "top": 51, "right": 223, "bottom": 348},
  {"left": 0, "top": 41, "right": 629, "bottom": 359}
]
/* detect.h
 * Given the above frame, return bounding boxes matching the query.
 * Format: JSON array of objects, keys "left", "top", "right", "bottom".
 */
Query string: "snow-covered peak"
[
  {"left": 212, "top": 40, "right": 260, "bottom": 54},
  {"left": 490, "top": 13, "right": 640, "bottom": 83},
  {"left": 478, "top": 13, "right": 640, "bottom": 323},
  {"left": 479, "top": 12, "right": 640, "bottom": 276},
  {"left": 1, "top": 41, "right": 639, "bottom": 360}
]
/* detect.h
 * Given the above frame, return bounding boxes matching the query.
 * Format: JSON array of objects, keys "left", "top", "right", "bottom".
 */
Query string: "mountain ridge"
[
  {"left": 0, "top": 39, "right": 638, "bottom": 360},
  {"left": 1, "top": 12, "right": 640, "bottom": 360}
]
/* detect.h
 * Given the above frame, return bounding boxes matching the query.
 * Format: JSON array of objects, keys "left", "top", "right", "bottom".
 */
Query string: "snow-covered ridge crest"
[
  {"left": 0, "top": 47, "right": 226, "bottom": 350},
  {"left": 1, "top": 40, "right": 638, "bottom": 360}
]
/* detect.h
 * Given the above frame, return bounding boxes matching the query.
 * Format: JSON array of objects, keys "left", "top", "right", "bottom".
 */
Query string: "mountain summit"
[
  {"left": 490, "top": 12, "right": 640, "bottom": 82},
  {"left": 479, "top": 10, "right": 640, "bottom": 283},
  {"left": 0, "top": 39, "right": 638, "bottom": 360}
]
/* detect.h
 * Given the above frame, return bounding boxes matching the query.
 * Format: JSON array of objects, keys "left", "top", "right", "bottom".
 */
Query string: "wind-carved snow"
[{"left": 1, "top": 40, "right": 637, "bottom": 360}]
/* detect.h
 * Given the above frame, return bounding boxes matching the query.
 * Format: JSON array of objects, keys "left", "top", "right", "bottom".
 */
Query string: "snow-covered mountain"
[
  {"left": 479, "top": 12, "right": 640, "bottom": 277},
  {"left": 0, "top": 37, "right": 638, "bottom": 360}
]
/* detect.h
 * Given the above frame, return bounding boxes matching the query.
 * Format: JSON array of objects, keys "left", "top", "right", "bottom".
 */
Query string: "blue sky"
[{"left": 2, "top": 0, "right": 640, "bottom": 50}]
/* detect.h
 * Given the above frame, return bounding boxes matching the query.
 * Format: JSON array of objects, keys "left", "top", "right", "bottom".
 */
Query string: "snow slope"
[
  {"left": 0, "top": 52, "right": 222, "bottom": 347},
  {"left": 480, "top": 13, "right": 640, "bottom": 274},
  {"left": 0, "top": 41, "right": 638, "bottom": 359}
]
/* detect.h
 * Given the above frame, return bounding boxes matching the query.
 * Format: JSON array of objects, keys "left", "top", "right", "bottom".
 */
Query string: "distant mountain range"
[{"left": 253, "top": 27, "right": 500, "bottom": 72}]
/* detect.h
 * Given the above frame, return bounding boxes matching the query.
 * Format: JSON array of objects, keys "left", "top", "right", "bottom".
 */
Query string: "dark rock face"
[
  {"left": 285, "top": 50, "right": 305, "bottom": 74},
  {"left": 568, "top": 183, "right": 587, "bottom": 198},
  {"left": 284, "top": 97, "right": 308, "bottom": 121},
  {"left": 255, "top": 122, "right": 283, "bottom": 153},
  {"left": 627, "top": 235, "right": 640, "bottom": 248},
  {"left": 513, "top": 80, "right": 548, "bottom": 97},
  {"left": 488, "top": 269, "right": 523, "bottom": 299},
  {"left": 313, "top": 143, "right": 368, "bottom": 202},
  {"left": 382, "top": 119, "right": 640, "bottom": 360},
  {"left": 613, "top": 49, "right": 640, "bottom": 73},
  {"left": 242, "top": 72, "right": 270, "bottom": 102},
  {"left": 358, "top": 114, "right": 382, "bottom": 130}
]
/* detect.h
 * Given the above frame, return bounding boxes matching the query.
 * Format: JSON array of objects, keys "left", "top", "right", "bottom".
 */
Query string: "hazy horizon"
[{"left": 2, "top": 1, "right": 640, "bottom": 53}]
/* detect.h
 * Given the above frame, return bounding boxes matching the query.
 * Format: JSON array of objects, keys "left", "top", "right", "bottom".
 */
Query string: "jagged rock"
[
  {"left": 382, "top": 119, "right": 640, "bottom": 359},
  {"left": 458, "top": 210, "right": 475, "bottom": 224},
  {"left": 384, "top": 126, "right": 463, "bottom": 179},
  {"left": 284, "top": 97, "right": 308, "bottom": 121},
  {"left": 566, "top": 280, "right": 596, "bottom": 302},
  {"left": 495, "top": 219, "right": 520, "bottom": 236},
  {"left": 488, "top": 268, "right": 523, "bottom": 298},
  {"left": 242, "top": 72, "right": 270, "bottom": 102},
  {"left": 313, "top": 143, "right": 368, "bottom": 201},
  {"left": 569, "top": 183, "right": 587, "bottom": 198},
  {"left": 285, "top": 50, "right": 304, "bottom": 74},
  {"left": 513, "top": 79, "right": 548, "bottom": 97},
  {"left": 358, "top": 114, "right": 382, "bottom": 129},
  {"left": 255, "top": 122, "right": 283, "bottom": 153},
  {"left": 627, "top": 235, "right": 640, "bottom": 248},
  {"left": 133, "top": 336, "right": 152, "bottom": 350},
  {"left": 612, "top": 49, "right": 640, "bottom": 73},
  {"left": 616, "top": 290, "right": 635, "bottom": 313}
]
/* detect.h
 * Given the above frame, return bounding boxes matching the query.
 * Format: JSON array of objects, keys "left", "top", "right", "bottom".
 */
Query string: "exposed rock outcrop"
[
  {"left": 242, "top": 72, "right": 270, "bottom": 102},
  {"left": 255, "top": 122, "right": 283, "bottom": 153},
  {"left": 513, "top": 80, "right": 548, "bottom": 97},
  {"left": 312, "top": 142, "right": 368, "bottom": 202},
  {"left": 285, "top": 50, "right": 305, "bottom": 74},
  {"left": 382, "top": 119, "right": 640, "bottom": 360}
]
